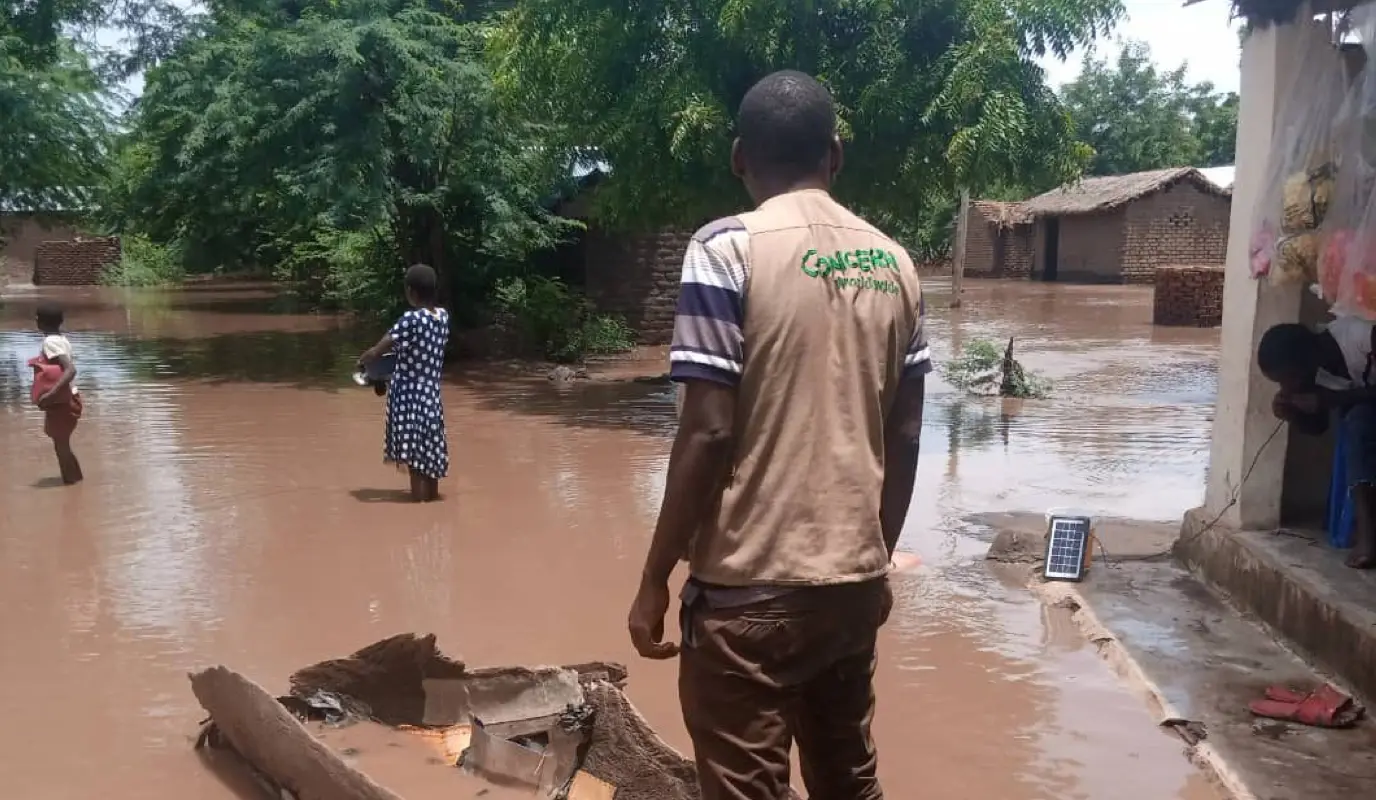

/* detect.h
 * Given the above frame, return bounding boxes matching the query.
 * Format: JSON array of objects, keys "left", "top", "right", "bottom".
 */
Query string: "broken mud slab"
[
  {"left": 190, "top": 633, "right": 768, "bottom": 800},
  {"left": 976, "top": 511, "right": 1180, "bottom": 567}
]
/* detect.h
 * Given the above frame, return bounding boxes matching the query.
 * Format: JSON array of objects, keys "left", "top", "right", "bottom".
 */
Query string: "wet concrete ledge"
[
  {"left": 1043, "top": 561, "right": 1376, "bottom": 800},
  {"left": 986, "top": 510, "right": 1376, "bottom": 799},
  {"left": 1174, "top": 506, "right": 1376, "bottom": 704}
]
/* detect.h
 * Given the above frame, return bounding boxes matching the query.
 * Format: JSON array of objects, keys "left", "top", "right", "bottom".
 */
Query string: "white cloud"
[{"left": 1038, "top": 0, "right": 1243, "bottom": 93}]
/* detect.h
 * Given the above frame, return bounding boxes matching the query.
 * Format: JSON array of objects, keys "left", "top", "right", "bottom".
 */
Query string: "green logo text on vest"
[{"left": 800, "top": 248, "right": 901, "bottom": 295}]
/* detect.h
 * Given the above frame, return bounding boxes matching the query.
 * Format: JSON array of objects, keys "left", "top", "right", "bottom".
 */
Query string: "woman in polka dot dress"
[{"left": 358, "top": 264, "right": 450, "bottom": 502}]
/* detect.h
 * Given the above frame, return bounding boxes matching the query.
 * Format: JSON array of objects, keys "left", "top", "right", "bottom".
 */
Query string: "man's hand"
[
  {"left": 35, "top": 391, "right": 54, "bottom": 409},
  {"left": 628, "top": 577, "right": 679, "bottom": 660}
]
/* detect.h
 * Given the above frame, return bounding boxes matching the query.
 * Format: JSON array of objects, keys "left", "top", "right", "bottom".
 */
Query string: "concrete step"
[{"left": 1175, "top": 509, "right": 1376, "bottom": 704}]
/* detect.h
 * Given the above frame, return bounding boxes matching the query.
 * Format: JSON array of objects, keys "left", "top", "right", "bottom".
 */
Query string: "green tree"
[
  {"left": 0, "top": 39, "right": 111, "bottom": 210},
  {"left": 493, "top": 0, "right": 1123, "bottom": 231},
  {"left": 1, "top": 1, "right": 114, "bottom": 211},
  {"left": 107, "top": 0, "right": 572, "bottom": 311},
  {"left": 1188, "top": 84, "right": 1239, "bottom": 167},
  {"left": 1060, "top": 41, "right": 1238, "bottom": 175}
]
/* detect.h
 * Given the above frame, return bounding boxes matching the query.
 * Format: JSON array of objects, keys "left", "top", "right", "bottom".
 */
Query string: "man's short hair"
[
  {"left": 736, "top": 70, "right": 837, "bottom": 181},
  {"left": 1257, "top": 323, "right": 1315, "bottom": 375}
]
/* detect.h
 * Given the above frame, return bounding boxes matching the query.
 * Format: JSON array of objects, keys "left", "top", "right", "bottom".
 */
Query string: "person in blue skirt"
[{"left": 358, "top": 264, "right": 450, "bottom": 502}]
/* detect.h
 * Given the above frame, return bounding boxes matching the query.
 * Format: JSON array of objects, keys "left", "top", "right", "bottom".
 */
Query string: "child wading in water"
[
  {"left": 358, "top": 264, "right": 449, "bottom": 502},
  {"left": 30, "top": 303, "right": 83, "bottom": 484}
]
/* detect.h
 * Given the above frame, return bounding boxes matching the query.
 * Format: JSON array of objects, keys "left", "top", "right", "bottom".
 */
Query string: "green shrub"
[
  {"left": 103, "top": 235, "right": 185, "bottom": 287},
  {"left": 275, "top": 224, "right": 402, "bottom": 316},
  {"left": 942, "top": 337, "right": 1050, "bottom": 399},
  {"left": 492, "top": 275, "right": 636, "bottom": 362}
]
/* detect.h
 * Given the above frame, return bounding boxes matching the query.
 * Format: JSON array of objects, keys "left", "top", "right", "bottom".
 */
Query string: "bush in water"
[
  {"left": 103, "top": 235, "right": 185, "bottom": 287},
  {"left": 942, "top": 338, "right": 1051, "bottom": 399},
  {"left": 492, "top": 275, "right": 636, "bottom": 362}
]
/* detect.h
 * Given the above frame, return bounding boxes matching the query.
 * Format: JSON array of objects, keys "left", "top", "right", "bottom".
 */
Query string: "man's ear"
[
  {"left": 730, "top": 138, "right": 746, "bottom": 180},
  {"left": 829, "top": 136, "right": 844, "bottom": 180}
]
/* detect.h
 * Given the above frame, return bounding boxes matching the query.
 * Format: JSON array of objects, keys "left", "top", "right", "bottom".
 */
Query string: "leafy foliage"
[
  {"left": 1060, "top": 41, "right": 1239, "bottom": 176},
  {"left": 494, "top": 0, "right": 1122, "bottom": 230},
  {"left": 103, "top": 233, "right": 184, "bottom": 286},
  {"left": 493, "top": 275, "right": 635, "bottom": 362},
  {"left": 104, "top": 0, "right": 574, "bottom": 314},
  {"left": 942, "top": 338, "right": 1050, "bottom": 398},
  {"left": 0, "top": 23, "right": 112, "bottom": 211}
]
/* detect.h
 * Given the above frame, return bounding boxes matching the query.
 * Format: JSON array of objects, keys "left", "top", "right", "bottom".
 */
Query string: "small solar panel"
[{"left": 1043, "top": 515, "right": 1093, "bottom": 582}]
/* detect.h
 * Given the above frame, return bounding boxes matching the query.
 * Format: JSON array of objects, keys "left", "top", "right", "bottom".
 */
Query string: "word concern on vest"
[{"left": 800, "top": 248, "right": 902, "bottom": 295}]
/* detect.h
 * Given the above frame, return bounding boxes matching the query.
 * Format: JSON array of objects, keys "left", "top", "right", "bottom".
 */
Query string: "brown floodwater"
[{"left": 0, "top": 278, "right": 1222, "bottom": 799}]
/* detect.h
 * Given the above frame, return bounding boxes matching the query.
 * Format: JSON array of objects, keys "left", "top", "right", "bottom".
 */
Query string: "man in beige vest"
[{"left": 627, "top": 70, "right": 929, "bottom": 799}]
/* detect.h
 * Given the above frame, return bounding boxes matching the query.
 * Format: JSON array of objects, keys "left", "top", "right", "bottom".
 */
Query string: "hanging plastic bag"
[
  {"left": 1271, "top": 232, "right": 1322, "bottom": 286},
  {"left": 1249, "top": 24, "right": 1348, "bottom": 279},
  {"left": 1317, "top": 6, "right": 1376, "bottom": 318}
]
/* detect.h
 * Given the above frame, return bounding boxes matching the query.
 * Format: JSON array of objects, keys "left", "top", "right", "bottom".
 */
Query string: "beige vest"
[{"left": 689, "top": 190, "right": 924, "bottom": 586}]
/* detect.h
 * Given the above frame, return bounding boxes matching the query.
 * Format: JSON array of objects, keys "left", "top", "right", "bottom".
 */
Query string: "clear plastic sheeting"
[
  {"left": 1321, "top": 6, "right": 1376, "bottom": 320},
  {"left": 1248, "top": 25, "right": 1347, "bottom": 283}
]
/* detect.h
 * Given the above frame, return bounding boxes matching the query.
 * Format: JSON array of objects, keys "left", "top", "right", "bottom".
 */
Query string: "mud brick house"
[
  {"left": 1020, "top": 167, "right": 1232, "bottom": 283},
  {"left": 964, "top": 167, "right": 1232, "bottom": 285},
  {"left": 545, "top": 166, "right": 692, "bottom": 345},
  {"left": 962, "top": 200, "right": 1035, "bottom": 278},
  {"left": 0, "top": 211, "right": 81, "bottom": 284}
]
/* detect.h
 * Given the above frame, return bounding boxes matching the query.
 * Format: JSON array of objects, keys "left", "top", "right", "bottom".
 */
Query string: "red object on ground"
[{"left": 1249, "top": 683, "right": 1365, "bottom": 728}]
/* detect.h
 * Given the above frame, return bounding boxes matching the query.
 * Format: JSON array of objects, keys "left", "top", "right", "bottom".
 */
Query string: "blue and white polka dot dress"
[{"left": 384, "top": 308, "right": 449, "bottom": 479}]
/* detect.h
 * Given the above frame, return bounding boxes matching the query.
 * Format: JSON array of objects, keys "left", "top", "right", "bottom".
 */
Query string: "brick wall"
[
  {"left": 1005, "top": 227, "right": 1033, "bottom": 278},
  {"left": 962, "top": 206, "right": 1034, "bottom": 279},
  {"left": 1, "top": 213, "right": 81, "bottom": 283},
  {"left": 33, "top": 237, "right": 121, "bottom": 286},
  {"left": 963, "top": 205, "right": 999, "bottom": 276},
  {"left": 1122, "top": 182, "right": 1230, "bottom": 284},
  {"left": 1039, "top": 210, "right": 1127, "bottom": 282},
  {"left": 584, "top": 227, "right": 691, "bottom": 345},
  {"left": 1152, "top": 265, "right": 1225, "bottom": 327}
]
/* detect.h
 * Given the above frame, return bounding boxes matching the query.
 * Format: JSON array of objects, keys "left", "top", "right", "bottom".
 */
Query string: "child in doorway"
[
  {"left": 30, "top": 302, "right": 83, "bottom": 485},
  {"left": 357, "top": 264, "right": 449, "bottom": 502},
  {"left": 1258, "top": 317, "right": 1376, "bottom": 568}
]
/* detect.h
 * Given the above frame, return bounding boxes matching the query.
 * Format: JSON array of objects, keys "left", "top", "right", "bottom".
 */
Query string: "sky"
[{"left": 1039, "top": 0, "right": 1244, "bottom": 93}]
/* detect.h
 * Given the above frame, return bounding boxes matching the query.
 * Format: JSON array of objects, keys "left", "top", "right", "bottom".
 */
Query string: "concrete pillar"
[{"left": 1206, "top": 16, "right": 1335, "bottom": 530}]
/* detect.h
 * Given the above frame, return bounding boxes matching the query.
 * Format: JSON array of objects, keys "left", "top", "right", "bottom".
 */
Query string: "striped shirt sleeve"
[
  {"left": 669, "top": 218, "right": 749, "bottom": 386},
  {"left": 904, "top": 288, "right": 932, "bottom": 378}
]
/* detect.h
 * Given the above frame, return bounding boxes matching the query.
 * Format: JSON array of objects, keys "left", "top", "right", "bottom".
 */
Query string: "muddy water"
[{"left": 0, "top": 279, "right": 1221, "bottom": 799}]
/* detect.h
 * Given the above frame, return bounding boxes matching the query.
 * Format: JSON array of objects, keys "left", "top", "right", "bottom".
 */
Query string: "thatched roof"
[
  {"left": 971, "top": 200, "right": 1032, "bottom": 229},
  {"left": 1018, "top": 167, "right": 1231, "bottom": 218}
]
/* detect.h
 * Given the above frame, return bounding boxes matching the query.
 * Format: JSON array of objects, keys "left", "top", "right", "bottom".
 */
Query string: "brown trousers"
[{"left": 678, "top": 579, "right": 887, "bottom": 800}]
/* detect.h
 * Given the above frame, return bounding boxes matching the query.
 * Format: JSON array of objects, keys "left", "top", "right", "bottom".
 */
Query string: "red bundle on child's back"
[{"left": 27, "top": 355, "right": 68, "bottom": 407}]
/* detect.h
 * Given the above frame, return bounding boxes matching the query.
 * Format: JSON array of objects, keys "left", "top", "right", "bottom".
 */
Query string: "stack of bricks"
[
  {"left": 34, "top": 237, "right": 121, "bottom": 286},
  {"left": 1152, "top": 265, "right": 1225, "bottom": 327},
  {"left": 584, "top": 228, "right": 692, "bottom": 345}
]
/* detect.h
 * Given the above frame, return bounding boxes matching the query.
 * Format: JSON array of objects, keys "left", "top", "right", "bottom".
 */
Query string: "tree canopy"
[
  {"left": 106, "top": 0, "right": 571, "bottom": 309},
  {"left": 1, "top": 1, "right": 112, "bottom": 210},
  {"left": 494, "top": 0, "right": 1124, "bottom": 230},
  {"left": 1059, "top": 41, "right": 1238, "bottom": 177}
]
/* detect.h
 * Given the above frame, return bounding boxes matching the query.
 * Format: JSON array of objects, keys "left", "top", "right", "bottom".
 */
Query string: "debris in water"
[
  {"left": 942, "top": 337, "right": 1050, "bottom": 399},
  {"left": 189, "top": 633, "right": 758, "bottom": 799}
]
